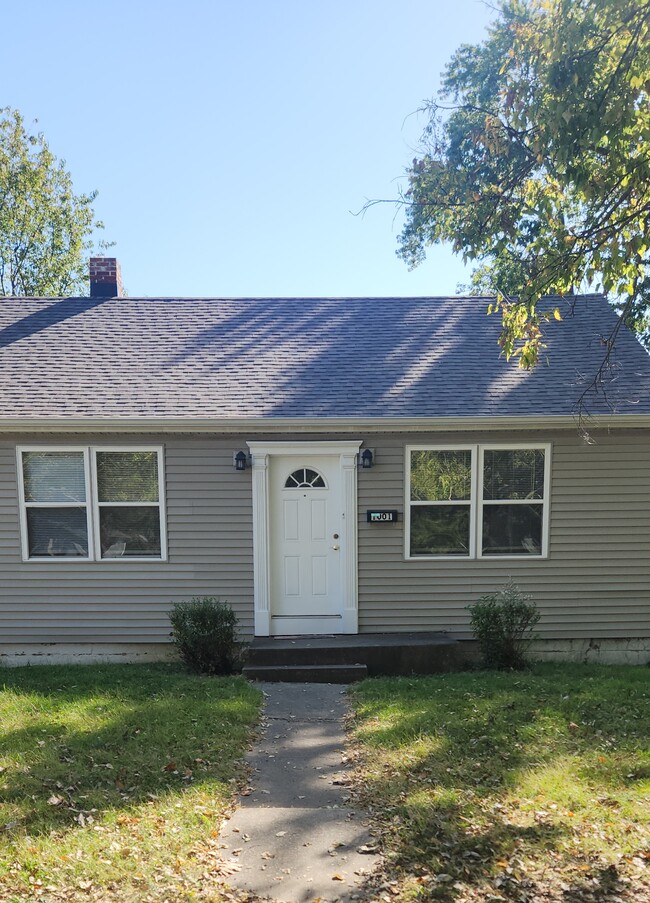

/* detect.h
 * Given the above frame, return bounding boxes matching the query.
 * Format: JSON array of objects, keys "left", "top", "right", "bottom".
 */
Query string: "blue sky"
[{"left": 5, "top": 1, "right": 495, "bottom": 297}]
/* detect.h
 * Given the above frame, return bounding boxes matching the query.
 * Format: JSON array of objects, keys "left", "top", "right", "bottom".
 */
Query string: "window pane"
[
  {"left": 26, "top": 507, "right": 88, "bottom": 557},
  {"left": 410, "top": 450, "right": 472, "bottom": 501},
  {"left": 23, "top": 452, "right": 86, "bottom": 503},
  {"left": 410, "top": 505, "right": 470, "bottom": 556},
  {"left": 482, "top": 504, "right": 543, "bottom": 555},
  {"left": 96, "top": 452, "right": 159, "bottom": 502},
  {"left": 99, "top": 507, "right": 161, "bottom": 558},
  {"left": 483, "top": 449, "right": 545, "bottom": 500},
  {"left": 285, "top": 468, "right": 326, "bottom": 488}
]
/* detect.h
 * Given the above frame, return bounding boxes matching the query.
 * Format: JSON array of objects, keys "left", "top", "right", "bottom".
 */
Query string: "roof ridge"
[{"left": 0, "top": 293, "right": 607, "bottom": 303}]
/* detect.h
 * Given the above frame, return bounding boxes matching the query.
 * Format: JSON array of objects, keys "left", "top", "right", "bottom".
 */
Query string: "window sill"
[
  {"left": 22, "top": 556, "right": 168, "bottom": 564},
  {"left": 405, "top": 553, "right": 548, "bottom": 562}
]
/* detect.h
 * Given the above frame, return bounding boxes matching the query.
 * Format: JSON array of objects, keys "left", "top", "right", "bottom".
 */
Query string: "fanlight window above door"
[{"left": 284, "top": 468, "right": 326, "bottom": 489}]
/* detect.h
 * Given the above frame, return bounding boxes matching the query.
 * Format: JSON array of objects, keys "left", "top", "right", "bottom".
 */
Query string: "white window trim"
[
  {"left": 405, "top": 443, "right": 551, "bottom": 561},
  {"left": 16, "top": 445, "right": 167, "bottom": 563},
  {"left": 404, "top": 444, "right": 477, "bottom": 561},
  {"left": 477, "top": 443, "right": 551, "bottom": 560},
  {"left": 17, "top": 446, "right": 94, "bottom": 562}
]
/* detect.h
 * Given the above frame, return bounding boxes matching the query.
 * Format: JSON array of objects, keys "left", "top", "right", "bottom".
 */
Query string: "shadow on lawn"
[
  {"left": 0, "top": 663, "right": 260, "bottom": 840},
  {"left": 352, "top": 665, "right": 650, "bottom": 901}
]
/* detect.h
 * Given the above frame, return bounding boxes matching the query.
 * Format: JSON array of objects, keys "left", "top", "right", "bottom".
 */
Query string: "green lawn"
[
  {"left": 0, "top": 663, "right": 261, "bottom": 902},
  {"left": 350, "top": 664, "right": 650, "bottom": 902}
]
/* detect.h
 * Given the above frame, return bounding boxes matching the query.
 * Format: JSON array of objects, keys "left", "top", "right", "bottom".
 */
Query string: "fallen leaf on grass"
[{"left": 47, "top": 794, "right": 65, "bottom": 807}]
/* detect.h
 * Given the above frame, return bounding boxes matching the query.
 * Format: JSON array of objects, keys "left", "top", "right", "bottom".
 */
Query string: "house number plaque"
[{"left": 366, "top": 509, "right": 398, "bottom": 523}]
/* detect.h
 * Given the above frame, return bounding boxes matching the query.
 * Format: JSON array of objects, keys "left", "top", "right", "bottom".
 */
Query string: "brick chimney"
[{"left": 89, "top": 258, "right": 124, "bottom": 298}]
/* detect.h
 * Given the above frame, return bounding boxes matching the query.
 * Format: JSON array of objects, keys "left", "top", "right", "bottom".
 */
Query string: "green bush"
[
  {"left": 467, "top": 581, "right": 540, "bottom": 670},
  {"left": 169, "top": 597, "right": 243, "bottom": 675}
]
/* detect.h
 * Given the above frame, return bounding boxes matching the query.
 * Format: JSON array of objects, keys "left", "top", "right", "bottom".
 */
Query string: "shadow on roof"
[
  {"left": 165, "top": 299, "right": 535, "bottom": 417},
  {"left": 0, "top": 298, "right": 108, "bottom": 351}
]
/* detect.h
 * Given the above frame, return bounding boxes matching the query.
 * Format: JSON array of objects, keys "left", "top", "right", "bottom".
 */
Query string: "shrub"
[
  {"left": 169, "top": 597, "right": 243, "bottom": 675},
  {"left": 467, "top": 581, "right": 540, "bottom": 670}
]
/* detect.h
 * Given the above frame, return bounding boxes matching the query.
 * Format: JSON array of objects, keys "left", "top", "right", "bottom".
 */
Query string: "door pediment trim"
[{"left": 248, "top": 441, "right": 362, "bottom": 457}]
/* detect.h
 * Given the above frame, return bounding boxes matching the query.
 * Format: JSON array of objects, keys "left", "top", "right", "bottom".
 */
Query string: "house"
[{"left": 1, "top": 258, "right": 649, "bottom": 666}]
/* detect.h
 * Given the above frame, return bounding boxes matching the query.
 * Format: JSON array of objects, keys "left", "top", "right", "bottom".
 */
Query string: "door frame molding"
[{"left": 247, "top": 441, "right": 362, "bottom": 636}]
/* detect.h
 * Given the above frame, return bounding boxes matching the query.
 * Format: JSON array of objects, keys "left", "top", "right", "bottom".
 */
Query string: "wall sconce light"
[
  {"left": 360, "top": 448, "right": 374, "bottom": 469},
  {"left": 234, "top": 451, "right": 248, "bottom": 471}
]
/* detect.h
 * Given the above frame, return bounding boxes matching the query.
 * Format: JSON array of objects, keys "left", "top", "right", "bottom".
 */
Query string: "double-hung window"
[
  {"left": 480, "top": 447, "right": 547, "bottom": 556},
  {"left": 408, "top": 447, "right": 475, "bottom": 557},
  {"left": 18, "top": 447, "right": 166, "bottom": 561},
  {"left": 406, "top": 444, "right": 550, "bottom": 559}
]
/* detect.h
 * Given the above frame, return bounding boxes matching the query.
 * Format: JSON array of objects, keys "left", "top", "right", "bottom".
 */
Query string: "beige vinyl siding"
[
  {"left": 0, "top": 434, "right": 253, "bottom": 643},
  {"left": 357, "top": 429, "right": 650, "bottom": 639},
  {"left": 1, "top": 428, "right": 649, "bottom": 643}
]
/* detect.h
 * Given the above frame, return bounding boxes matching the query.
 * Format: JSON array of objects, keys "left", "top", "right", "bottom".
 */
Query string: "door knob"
[{"left": 331, "top": 544, "right": 340, "bottom": 551}]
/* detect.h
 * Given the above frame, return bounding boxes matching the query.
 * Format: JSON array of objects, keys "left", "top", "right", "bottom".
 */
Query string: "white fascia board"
[{"left": 1, "top": 414, "right": 650, "bottom": 433}]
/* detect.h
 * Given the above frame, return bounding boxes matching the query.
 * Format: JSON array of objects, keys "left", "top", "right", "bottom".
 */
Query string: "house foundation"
[{"left": 2, "top": 636, "right": 648, "bottom": 669}]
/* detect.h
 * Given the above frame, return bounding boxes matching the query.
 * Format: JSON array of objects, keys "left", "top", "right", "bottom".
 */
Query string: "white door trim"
[{"left": 247, "top": 441, "right": 362, "bottom": 636}]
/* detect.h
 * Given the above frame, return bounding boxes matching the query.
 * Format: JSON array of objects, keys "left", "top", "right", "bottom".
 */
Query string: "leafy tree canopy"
[
  {"left": 0, "top": 107, "right": 106, "bottom": 296},
  {"left": 398, "top": 0, "right": 650, "bottom": 366}
]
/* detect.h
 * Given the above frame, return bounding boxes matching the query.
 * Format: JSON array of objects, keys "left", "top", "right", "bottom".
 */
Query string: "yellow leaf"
[{"left": 553, "top": 308, "right": 562, "bottom": 321}]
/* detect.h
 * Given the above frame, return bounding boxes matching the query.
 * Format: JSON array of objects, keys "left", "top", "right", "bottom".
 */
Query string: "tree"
[
  {"left": 397, "top": 0, "right": 650, "bottom": 367},
  {"left": 0, "top": 107, "right": 105, "bottom": 296}
]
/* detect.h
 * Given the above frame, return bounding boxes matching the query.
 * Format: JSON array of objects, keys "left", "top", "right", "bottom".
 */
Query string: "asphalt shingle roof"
[{"left": 0, "top": 294, "right": 648, "bottom": 420}]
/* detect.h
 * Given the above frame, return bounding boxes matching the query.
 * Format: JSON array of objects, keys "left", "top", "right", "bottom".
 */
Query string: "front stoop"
[{"left": 242, "top": 631, "right": 464, "bottom": 682}]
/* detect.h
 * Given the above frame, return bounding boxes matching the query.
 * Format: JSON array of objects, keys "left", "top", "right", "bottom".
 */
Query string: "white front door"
[
  {"left": 248, "top": 440, "right": 360, "bottom": 636},
  {"left": 269, "top": 454, "right": 344, "bottom": 634}
]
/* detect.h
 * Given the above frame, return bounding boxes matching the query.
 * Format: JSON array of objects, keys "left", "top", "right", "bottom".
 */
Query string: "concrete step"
[
  {"left": 246, "top": 632, "right": 464, "bottom": 675},
  {"left": 242, "top": 662, "right": 368, "bottom": 683}
]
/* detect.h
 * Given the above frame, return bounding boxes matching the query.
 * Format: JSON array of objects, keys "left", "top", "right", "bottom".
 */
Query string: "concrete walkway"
[{"left": 219, "top": 683, "right": 379, "bottom": 902}]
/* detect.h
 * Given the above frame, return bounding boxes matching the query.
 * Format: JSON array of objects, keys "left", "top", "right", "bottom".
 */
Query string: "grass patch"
[
  {"left": 0, "top": 662, "right": 261, "bottom": 902},
  {"left": 350, "top": 664, "right": 650, "bottom": 902}
]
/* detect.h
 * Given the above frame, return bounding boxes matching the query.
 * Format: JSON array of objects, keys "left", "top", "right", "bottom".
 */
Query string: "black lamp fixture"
[
  {"left": 234, "top": 451, "right": 248, "bottom": 472},
  {"left": 360, "top": 448, "right": 374, "bottom": 469}
]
